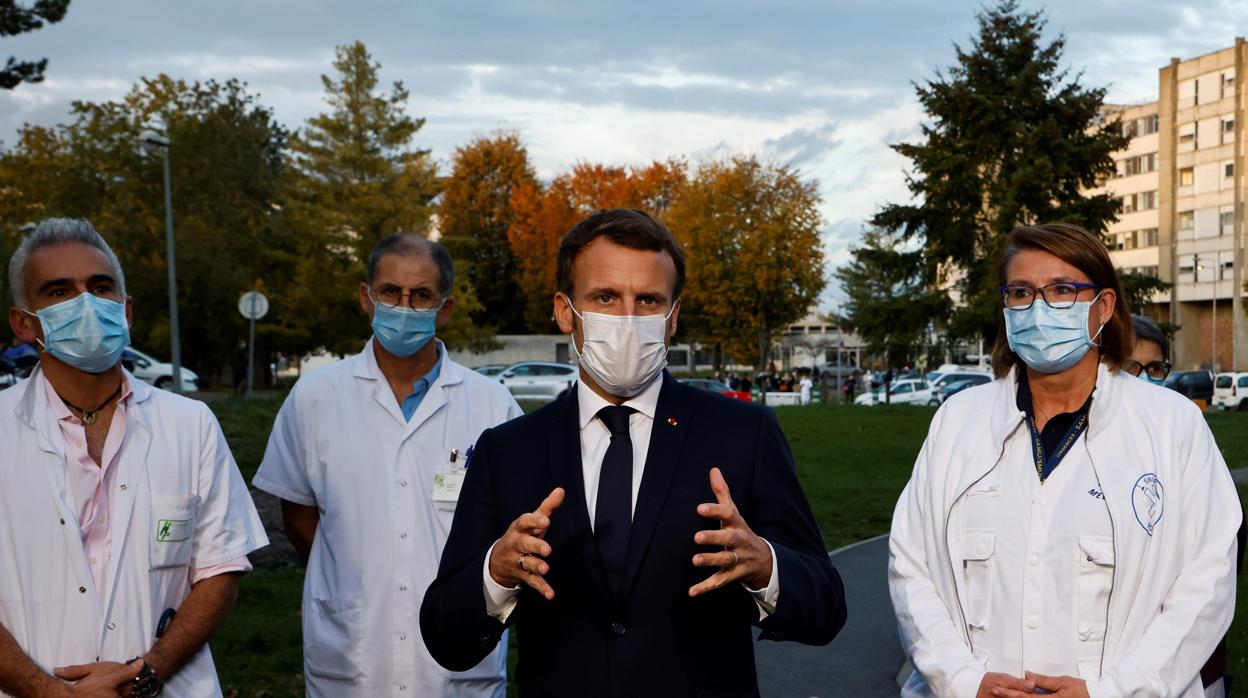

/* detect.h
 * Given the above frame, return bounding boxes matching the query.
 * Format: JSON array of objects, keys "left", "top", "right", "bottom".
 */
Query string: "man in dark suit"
[{"left": 421, "top": 208, "right": 846, "bottom": 697}]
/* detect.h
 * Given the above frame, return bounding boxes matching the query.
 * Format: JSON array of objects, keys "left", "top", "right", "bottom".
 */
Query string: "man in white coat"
[
  {"left": 253, "top": 234, "right": 522, "bottom": 697},
  {"left": 0, "top": 218, "right": 268, "bottom": 697}
]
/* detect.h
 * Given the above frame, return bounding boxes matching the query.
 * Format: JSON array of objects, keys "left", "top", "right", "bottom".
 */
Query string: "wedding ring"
[
  {"left": 517, "top": 555, "right": 528, "bottom": 571},
  {"left": 729, "top": 550, "right": 740, "bottom": 567}
]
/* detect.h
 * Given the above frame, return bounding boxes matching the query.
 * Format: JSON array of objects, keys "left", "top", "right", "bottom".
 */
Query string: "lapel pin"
[{"left": 667, "top": 417, "right": 678, "bottom": 426}]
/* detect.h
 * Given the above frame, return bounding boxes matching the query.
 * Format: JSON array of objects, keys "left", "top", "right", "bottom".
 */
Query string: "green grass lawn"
[{"left": 206, "top": 397, "right": 1248, "bottom": 693}]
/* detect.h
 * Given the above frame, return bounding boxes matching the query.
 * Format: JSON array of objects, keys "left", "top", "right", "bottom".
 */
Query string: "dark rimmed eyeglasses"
[
  {"left": 1123, "top": 359, "right": 1171, "bottom": 381},
  {"left": 999, "top": 282, "right": 1099, "bottom": 310}
]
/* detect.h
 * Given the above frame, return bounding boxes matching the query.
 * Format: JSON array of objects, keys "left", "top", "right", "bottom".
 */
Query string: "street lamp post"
[
  {"left": 139, "top": 130, "right": 183, "bottom": 392},
  {"left": 1195, "top": 253, "right": 1217, "bottom": 372}
]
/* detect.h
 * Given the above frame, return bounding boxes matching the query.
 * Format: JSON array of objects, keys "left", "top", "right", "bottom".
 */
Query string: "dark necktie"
[{"left": 595, "top": 405, "right": 635, "bottom": 596}]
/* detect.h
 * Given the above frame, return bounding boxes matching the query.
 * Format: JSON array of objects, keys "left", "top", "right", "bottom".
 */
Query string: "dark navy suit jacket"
[{"left": 420, "top": 373, "right": 847, "bottom": 698}]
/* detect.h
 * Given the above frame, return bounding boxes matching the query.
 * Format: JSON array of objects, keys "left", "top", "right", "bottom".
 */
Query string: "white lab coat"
[
  {"left": 889, "top": 365, "right": 1241, "bottom": 698},
  {"left": 253, "top": 339, "right": 523, "bottom": 698},
  {"left": 0, "top": 367, "right": 268, "bottom": 697}
]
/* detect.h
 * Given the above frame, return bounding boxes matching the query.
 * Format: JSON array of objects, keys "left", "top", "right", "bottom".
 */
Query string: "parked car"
[
  {"left": 930, "top": 369, "right": 992, "bottom": 392},
  {"left": 678, "top": 378, "right": 752, "bottom": 402},
  {"left": 1164, "top": 370, "right": 1214, "bottom": 404},
  {"left": 930, "top": 374, "right": 993, "bottom": 405},
  {"left": 854, "top": 378, "right": 932, "bottom": 406},
  {"left": 123, "top": 347, "right": 199, "bottom": 393},
  {"left": 0, "top": 357, "right": 16, "bottom": 390},
  {"left": 473, "top": 364, "right": 509, "bottom": 378},
  {"left": 498, "top": 361, "right": 577, "bottom": 402},
  {"left": 1213, "top": 372, "right": 1248, "bottom": 410}
]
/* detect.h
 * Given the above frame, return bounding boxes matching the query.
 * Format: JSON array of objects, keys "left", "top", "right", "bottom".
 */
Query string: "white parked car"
[
  {"left": 854, "top": 378, "right": 933, "bottom": 406},
  {"left": 498, "top": 361, "right": 577, "bottom": 402},
  {"left": 123, "top": 347, "right": 199, "bottom": 393},
  {"left": 1213, "top": 372, "right": 1248, "bottom": 410}
]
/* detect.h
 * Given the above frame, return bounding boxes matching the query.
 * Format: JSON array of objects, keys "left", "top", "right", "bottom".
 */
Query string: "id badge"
[{"left": 432, "top": 469, "right": 466, "bottom": 503}]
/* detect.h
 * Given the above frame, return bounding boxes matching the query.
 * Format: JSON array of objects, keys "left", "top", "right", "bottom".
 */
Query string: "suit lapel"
[
  {"left": 621, "top": 374, "right": 690, "bottom": 597},
  {"left": 545, "top": 390, "right": 612, "bottom": 601}
]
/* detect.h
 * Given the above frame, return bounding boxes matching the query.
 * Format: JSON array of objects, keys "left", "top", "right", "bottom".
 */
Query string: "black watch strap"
[{"left": 127, "top": 657, "right": 164, "bottom": 698}]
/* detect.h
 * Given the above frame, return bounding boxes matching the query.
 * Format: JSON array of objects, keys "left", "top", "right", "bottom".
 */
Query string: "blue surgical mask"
[
  {"left": 1136, "top": 371, "right": 1167, "bottom": 387},
  {"left": 371, "top": 302, "right": 437, "bottom": 358},
  {"left": 1004, "top": 293, "right": 1104, "bottom": 374},
  {"left": 23, "top": 293, "right": 130, "bottom": 374}
]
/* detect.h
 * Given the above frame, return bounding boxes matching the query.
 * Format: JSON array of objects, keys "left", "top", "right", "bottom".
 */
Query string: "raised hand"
[
  {"left": 688, "top": 467, "right": 773, "bottom": 596},
  {"left": 488, "top": 487, "right": 566, "bottom": 600}
]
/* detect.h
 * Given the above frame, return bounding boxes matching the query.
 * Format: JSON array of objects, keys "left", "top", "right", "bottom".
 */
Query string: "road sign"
[
  {"left": 238, "top": 291, "right": 269, "bottom": 396},
  {"left": 238, "top": 291, "right": 269, "bottom": 320}
]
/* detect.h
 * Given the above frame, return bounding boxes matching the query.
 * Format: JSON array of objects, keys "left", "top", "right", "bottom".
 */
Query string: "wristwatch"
[{"left": 126, "top": 657, "right": 164, "bottom": 698}]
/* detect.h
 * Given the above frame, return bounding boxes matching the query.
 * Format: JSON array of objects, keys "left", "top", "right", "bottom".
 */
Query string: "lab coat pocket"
[
  {"left": 149, "top": 494, "right": 199, "bottom": 570},
  {"left": 305, "top": 595, "right": 364, "bottom": 681},
  {"left": 1076, "top": 656, "right": 1102, "bottom": 681},
  {"left": 1076, "top": 535, "right": 1115, "bottom": 642},
  {"left": 962, "top": 529, "right": 996, "bottom": 630}
]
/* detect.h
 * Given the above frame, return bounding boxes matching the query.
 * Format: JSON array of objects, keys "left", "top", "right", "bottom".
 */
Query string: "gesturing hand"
[
  {"left": 54, "top": 659, "right": 145, "bottom": 697},
  {"left": 488, "top": 487, "right": 565, "bottom": 601},
  {"left": 688, "top": 467, "right": 773, "bottom": 596},
  {"left": 1018, "top": 673, "right": 1090, "bottom": 698}
]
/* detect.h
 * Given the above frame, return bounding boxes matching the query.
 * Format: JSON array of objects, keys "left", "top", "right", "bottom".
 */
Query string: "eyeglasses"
[
  {"left": 369, "top": 286, "right": 444, "bottom": 312},
  {"left": 1123, "top": 359, "right": 1171, "bottom": 381},
  {"left": 999, "top": 282, "right": 1099, "bottom": 310}
]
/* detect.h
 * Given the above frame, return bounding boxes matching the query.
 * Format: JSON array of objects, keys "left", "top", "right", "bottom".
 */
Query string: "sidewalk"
[{"left": 754, "top": 534, "right": 904, "bottom": 698}]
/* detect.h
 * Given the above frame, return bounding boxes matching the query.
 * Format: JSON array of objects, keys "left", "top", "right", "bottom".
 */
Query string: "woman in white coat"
[{"left": 889, "top": 224, "right": 1241, "bottom": 698}]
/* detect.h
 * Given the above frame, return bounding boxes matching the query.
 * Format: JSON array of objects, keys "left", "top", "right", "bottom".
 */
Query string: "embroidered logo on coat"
[
  {"left": 155, "top": 518, "right": 192, "bottom": 543},
  {"left": 1131, "top": 474, "right": 1164, "bottom": 536}
]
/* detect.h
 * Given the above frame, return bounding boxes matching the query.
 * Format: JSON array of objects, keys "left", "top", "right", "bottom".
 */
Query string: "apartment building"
[{"left": 1097, "top": 39, "right": 1246, "bottom": 371}]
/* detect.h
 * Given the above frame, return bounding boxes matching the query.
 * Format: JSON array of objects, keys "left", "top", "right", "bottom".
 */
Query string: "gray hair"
[
  {"left": 365, "top": 234, "right": 454, "bottom": 297},
  {"left": 8, "top": 218, "right": 127, "bottom": 309}
]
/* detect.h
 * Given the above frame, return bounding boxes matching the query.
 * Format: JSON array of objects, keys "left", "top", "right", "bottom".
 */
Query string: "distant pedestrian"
[
  {"left": 844, "top": 375, "right": 857, "bottom": 404},
  {"left": 799, "top": 374, "right": 813, "bottom": 405}
]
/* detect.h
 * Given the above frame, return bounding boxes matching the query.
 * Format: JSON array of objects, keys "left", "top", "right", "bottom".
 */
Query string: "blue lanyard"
[{"left": 1027, "top": 412, "right": 1089, "bottom": 483}]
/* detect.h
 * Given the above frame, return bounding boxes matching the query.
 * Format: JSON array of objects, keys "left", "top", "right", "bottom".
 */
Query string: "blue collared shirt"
[{"left": 400, "top": 348, "right": 443, "bottom": 421}]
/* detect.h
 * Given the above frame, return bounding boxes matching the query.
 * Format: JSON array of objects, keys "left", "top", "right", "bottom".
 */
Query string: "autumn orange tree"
[
  {"left": 667, "top": 156, "right": 826, "bottom": 373},
  {"left": 438, "top": 132, "right": 538, "bottom": 333},
  {"left": 507, "top": 161, "right": 686, "bottom": 331}
]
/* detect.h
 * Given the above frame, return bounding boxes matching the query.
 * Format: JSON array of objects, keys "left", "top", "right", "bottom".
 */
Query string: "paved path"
[{"left": 754, "top": 534, "right": 905, "bottom": 698}]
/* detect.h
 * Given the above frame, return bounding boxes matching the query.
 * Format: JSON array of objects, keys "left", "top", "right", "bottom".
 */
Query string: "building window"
[
  {"left": 1139, "top": 191, "right": 1157, "bottom": 210},
  {"left": 1144, "top": 114, "right": 1159, "bottom": 134},
  {"left": 1134, "top": 265, "right": 1159, "bottom": 278},
  {"left": 1121, "top": 194, "right": 1135, "bottom": 214},
  {"left": 1222, "top": 210, "right": 1235, "bottom": 234},
  {"left": 1179, "top": 123, "right": 1196, "bottom": 144},
  {"left": 1222, "top": 260, "right": 1235, "bottom": 280},
  {"left": 1141, "top": 228, "right": 1159, "bottom": 247},
  {"left": 1224, "top": 73, "right": 1236, "bottom": 99},
  {"left": 1180, "top": 167, "right": 1195, "bottom": 186},
  {"left": 1178, "top": 211, "right": 1195, "bottom": 230},
  {"left": 1227, "top": 163, "right": 1235, "bottom": 179},
  {"left": 1122, "top": 120, "right": 1138, "bottom": 138}
]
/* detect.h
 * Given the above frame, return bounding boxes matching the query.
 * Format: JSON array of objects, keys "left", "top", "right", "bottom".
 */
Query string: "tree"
[
  {"left": 507, "top": 161, "right": 686, "bottom": 332},
  {"left": 0, "top": 75, "right": 290, "bottom": 384},
  {"left": 1118, "top": 269, "right": 1170, "bottom": 316},
  {"left": 667, "top": 156, "right": 826, "bottom": 373},
  {"left": 438, "top": 132, "right": 537, "bottom": 333},
  {"left": 1, "top": 0, "right": 71, "bottom": 89},
  {"left": 280, "top": 42, "right": 493, "bottom": 354},
  {"left": 872, "top": 0, "right": 1126, "bottom": 346},
  {"left": 835, "top": 229, "right": 951, "bottom": 368}
]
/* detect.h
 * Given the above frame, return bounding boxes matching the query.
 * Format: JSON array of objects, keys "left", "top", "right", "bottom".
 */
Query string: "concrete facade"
[{"left": 1094, "top": 40, "right": 1248, "bottom": 371}]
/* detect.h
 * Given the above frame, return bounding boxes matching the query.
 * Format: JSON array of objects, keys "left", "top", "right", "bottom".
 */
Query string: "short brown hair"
[
  {"left": 991, "top": 223, "right": 1134, "bottom": 378},
  {"left": 556, "top": 208, "right": 686, "bottom": 299}
]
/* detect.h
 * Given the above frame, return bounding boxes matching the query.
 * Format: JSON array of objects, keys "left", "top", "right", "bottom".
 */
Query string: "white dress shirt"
[{"left": 483, "top": 375, "right": 780, "bottom": 622}]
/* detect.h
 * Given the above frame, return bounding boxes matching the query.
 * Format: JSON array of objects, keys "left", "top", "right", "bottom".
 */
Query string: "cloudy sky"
[{"left": 3, "top": 0, "right": 1246, "bottom": 308}]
